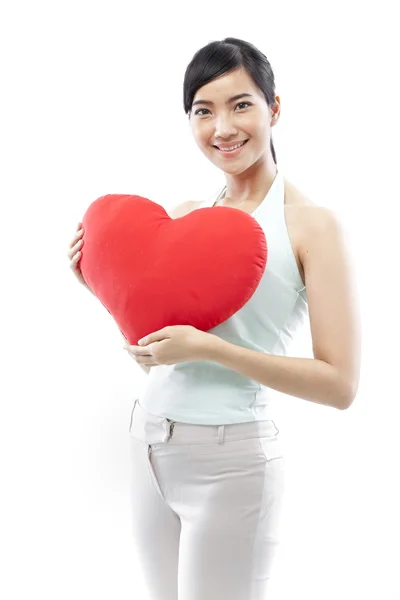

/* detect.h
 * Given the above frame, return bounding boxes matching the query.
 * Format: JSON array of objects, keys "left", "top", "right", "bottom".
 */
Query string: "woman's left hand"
[{"left": 123, "top": 325, "right": 219, "bottom": 366}]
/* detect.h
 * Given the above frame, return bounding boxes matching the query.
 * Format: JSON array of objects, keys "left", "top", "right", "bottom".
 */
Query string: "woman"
[{"left": 68, "top": 37, "right": 361, "bottom": 600}]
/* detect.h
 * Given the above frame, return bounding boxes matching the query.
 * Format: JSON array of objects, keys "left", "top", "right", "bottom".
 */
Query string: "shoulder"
[
  {"left": 283, "top": 176, "right": 319, "bottom": 212},
  {"left": 283, "top": 177, "right": 344, "bottom": 252},
  {"left": 284, "top": 176, "right": 322, "bottom": 237},
  {"left": 300, "top": 204, "right": 346, "bottom": 248},
  {"left": 167, "top": 200, "right": 204, "bottom": 219}
]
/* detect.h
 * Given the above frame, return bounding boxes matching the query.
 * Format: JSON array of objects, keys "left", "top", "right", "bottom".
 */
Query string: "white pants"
[{"left": 128, "top": 399, "right": 286, "bottom": 600}]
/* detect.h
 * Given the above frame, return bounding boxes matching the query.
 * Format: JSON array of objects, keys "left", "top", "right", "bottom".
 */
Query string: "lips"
[{"left": 214, "top": 140, "right": 249, "bottom": 151}]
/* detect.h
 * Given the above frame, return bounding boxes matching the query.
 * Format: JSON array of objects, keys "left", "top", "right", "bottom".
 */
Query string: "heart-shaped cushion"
[{"left": 80, "top": 194, "right": 267, "bottom": 346}]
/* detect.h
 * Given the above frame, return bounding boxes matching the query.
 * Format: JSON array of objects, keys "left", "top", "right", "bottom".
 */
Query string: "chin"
[{"left": 219, "top": 162, "right": 252, "bottom": 175}]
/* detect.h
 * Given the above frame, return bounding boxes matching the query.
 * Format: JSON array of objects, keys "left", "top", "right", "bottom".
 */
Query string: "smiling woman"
[{"left": 122, "top": 36, "right": 361, "bottom": 600}]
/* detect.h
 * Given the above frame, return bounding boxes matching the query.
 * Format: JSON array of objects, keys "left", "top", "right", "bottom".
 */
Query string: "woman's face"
[{"left": 189, "top": 67, "right": 280, "bottom": 175}]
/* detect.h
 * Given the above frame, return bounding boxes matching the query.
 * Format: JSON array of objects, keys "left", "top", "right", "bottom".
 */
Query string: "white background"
[{"left": 1, "top": 1, "right": 399, "bottom": 598}]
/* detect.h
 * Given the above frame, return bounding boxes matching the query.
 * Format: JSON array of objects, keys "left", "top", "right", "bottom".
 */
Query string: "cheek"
[
  {"left": 194, "top": 134, "right": 214, "bottom": 155},
  {"left": 244, "top": 111, "right": 269, "bottom": 136},
  {"left": 246, "top": 123, "right": 264, "bottom": 141},
  {"left": 192, "top": 120, "right": 213, "bottom": 141},
  {"left": 196, "top": 127, "right": 212, "bottom": 147}
]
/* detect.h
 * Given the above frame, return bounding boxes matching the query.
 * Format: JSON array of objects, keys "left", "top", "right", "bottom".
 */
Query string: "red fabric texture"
[{"left": 80, "top": 194, "right": 267, "bottom": 346}]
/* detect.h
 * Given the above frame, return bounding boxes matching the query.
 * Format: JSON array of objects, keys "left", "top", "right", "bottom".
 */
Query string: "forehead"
[{"left": 193, "top": 68, "right": 260, "bottom": 102}]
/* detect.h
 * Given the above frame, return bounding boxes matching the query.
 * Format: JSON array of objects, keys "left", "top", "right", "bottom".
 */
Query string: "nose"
[{"left": 214, "top": 114, "right": 238, "bottom": 139}]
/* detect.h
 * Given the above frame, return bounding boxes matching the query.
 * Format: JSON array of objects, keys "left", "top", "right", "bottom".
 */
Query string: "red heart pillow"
[{"left": 80, "top": 194, "right": 267, "bottom": 346}]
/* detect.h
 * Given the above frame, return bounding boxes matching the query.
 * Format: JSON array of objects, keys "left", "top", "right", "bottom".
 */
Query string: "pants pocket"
[
  {"left": 257, "top": 435, "right": 284, "bottom": 462},
  {"left": 147, "top": 445, "right": 165, "bottom": 499},
  {"left": 128, "top": 398, "right": 139, "bottom": 434}
]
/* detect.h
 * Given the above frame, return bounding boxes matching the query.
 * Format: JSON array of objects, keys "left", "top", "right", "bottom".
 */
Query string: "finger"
[
  {"left": 125, "top": 345, "right": 153, "bottom": 356},
  {"left": 69, "top": 254, "right": 83, "bottom": 273},
  {"left": 70, "top": 252, "right": 81, "bottom": 264},
  {"left": 67, "top": 239, "right": 83, "bottom": 259},
  {"left": 138, "top": 329, "right": 169, "bottom": 345},
  {"left": 125, "top": 349, "right": 156, "bottom": 365},
  {"left": 68, "top": 231, "right": 83, "bottom": 249},
  {"left": 135, "top": 356, "right": 157, "bottom": 365},
  {"left": 68, "top": 248, "right": 79, "bottom": 261}
]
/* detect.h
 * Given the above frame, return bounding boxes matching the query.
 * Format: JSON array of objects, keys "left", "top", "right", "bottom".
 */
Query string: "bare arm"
[{"left": 205, "top": 207, "right": 361, "bottom": 410}]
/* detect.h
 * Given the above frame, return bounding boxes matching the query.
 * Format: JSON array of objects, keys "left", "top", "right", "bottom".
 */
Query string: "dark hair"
[{"left": 183, "top": 37, "right": 278, "bottom": 165}]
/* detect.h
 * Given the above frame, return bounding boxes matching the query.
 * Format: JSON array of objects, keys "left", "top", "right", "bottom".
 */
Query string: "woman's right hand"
[{"left": 68, "top": 222, "right": 93, "bottom": 294}]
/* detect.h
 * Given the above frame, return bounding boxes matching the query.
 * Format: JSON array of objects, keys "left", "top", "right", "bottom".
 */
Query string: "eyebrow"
[{"left": 191, "top": 93, "right": 254, "bottom": 108}]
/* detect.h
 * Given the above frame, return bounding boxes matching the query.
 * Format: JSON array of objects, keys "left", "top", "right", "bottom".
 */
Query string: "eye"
[
  {"left": 194, "top": 101, "right": 252, "bottom": 117},
  {"left": 235, "top": 101, "right": 252, "bottom": 110},
  {"left": 194, "top": 108, "right": 211, "bottom": 116}
]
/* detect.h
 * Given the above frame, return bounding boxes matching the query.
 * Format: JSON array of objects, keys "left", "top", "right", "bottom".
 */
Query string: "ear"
[
  {"left": 271, "top": 96, "right": 281, "bottom": 122},
  {"left": 271, "top": 106, "right": 280, "bottom": 126}
]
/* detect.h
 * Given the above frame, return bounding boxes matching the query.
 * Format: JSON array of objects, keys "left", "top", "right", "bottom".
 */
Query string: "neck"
[{"left": 221, "top": 158, "right": 278, "bottom": 207}]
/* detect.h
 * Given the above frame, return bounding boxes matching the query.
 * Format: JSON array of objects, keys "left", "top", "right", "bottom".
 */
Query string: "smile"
[{"left": 213, "top": 140, "right": 249, "bottom": 157}]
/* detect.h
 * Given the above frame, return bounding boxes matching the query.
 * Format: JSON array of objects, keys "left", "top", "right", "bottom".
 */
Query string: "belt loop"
[
  {"left": 167, "top": 419, "right": 176, "bottom": 441},
  {"left": 217, "top": 425, "right": 225, "bottom": 444}
]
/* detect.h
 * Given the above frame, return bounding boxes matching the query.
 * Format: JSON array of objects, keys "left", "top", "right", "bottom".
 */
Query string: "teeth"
[{"left": 218, "top": 141, "right": 246, "bottom": 152}]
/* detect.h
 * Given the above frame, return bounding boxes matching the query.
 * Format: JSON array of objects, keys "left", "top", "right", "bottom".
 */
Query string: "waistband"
[{"left": 128, "top": 399, "right": 280, "bottom": 446}]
